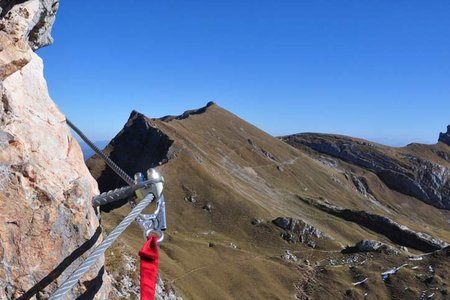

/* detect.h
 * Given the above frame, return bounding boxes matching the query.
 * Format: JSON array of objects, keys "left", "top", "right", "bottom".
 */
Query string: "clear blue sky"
[{"left": 38, "top": 0, "right": 450, "bottom": 145}]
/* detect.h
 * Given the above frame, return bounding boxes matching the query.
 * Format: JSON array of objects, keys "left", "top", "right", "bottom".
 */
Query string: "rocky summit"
[
  {"left": 0, "top": 1, "right": 110, "bottom": 299},
  {"left": 87, "top": 103, "right": 450, "bottom": 299},
  {"left": 439, "top": 125, "right": 450, "bottom": 146}
]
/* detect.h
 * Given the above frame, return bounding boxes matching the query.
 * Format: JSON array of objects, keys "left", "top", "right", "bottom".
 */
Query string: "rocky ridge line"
[
  {"left": 158, "top": 101, "right": 216, "bottom": 122},
  {"left": 283, "top": 133, "right": 450, "bottom": 209}
]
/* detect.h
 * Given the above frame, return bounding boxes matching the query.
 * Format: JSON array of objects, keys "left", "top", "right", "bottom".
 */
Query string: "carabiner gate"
[{"left": 134, "top": 169, "right": 167, "bottom": 242}]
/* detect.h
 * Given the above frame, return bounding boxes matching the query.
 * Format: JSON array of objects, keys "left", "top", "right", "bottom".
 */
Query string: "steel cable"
[
  {"left": 91, "top": 179, "right": 163, "bottom": 207},
  {"left": 92, "top": 185, "right": 135, "bottom": 207},
  {"left": 66, "top": 118, "right": 134, "bottom": 186},
  {"left": 48, "top": 193, "right": 155, "bottom": 300}
]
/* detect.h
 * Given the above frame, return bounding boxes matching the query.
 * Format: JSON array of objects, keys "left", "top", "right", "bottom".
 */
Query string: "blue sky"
[{"left": 38, "top": 0, "right": 450, "bottom": 145}]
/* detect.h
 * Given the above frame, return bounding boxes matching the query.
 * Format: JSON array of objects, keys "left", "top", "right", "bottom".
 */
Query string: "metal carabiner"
[
  {"left": 134, "top": 169, "right": 167, "bottom": 242},
  {"left": 136, "top": 196, "right": 167, "bottom": 242}
]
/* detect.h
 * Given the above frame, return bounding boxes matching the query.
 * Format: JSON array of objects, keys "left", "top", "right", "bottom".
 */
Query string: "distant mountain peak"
[
  {"left": 129, "top": 109, "right": 146, "bottom": 120},
  {"left": 439, "top": 125, "right": 450, "bottom": 146}
]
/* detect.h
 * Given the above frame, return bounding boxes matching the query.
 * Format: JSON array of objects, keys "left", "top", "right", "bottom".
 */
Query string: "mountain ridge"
[{"left": 87, "top": 102, "right": 450, "bottom": 299}]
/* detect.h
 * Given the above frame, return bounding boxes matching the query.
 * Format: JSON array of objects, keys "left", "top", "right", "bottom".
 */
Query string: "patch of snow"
[
  {"left": 409, "top": 255, "right": 423, "bottom": 261},
  {"left": 381, "top": 264, "right": 408, "bottom": 282}
]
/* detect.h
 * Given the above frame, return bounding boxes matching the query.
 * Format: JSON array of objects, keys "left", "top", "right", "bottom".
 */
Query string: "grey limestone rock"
[
  {"left": 342, "top": 240, "right": 397, "bottom": 254},
  {"left": 272, "top": 217, "right": 332, "bottom": 248}
]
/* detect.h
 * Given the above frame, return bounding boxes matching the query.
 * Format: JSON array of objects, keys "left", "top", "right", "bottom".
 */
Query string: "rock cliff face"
[
  {"left": 282, "top": 133, "right": 450, "bottom": 210},
  {"left": 87, "top": 110, "right": 174, "bottom": 201},
  {"left": 0, "top": 1, "right": 110, "bottom": 299}
]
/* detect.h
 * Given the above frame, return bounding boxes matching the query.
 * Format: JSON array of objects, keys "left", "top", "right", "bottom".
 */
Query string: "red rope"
[{"left": 139, "top": 236, "right": 159, "bottom": 300}]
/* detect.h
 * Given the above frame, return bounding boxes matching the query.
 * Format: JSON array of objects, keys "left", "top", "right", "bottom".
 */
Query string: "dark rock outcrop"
[
  {"left": 283, "top": 134, "right": 450, "bottom": 209},
  {"left": 304, "top": 198, "right": 448, "bottom": 253},
  {"left": 86, "top": 110, "right": 174, "bottom": 205},
  {"left": 439, "top": 125, "right": 450, "bottom": 146}
]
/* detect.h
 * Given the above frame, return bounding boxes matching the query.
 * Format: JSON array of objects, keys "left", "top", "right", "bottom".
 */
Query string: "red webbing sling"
[{"left": 139, "top": 236, "right": 159, "bottom": 300}]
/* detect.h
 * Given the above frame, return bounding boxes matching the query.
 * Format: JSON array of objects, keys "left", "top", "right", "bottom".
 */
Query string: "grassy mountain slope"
[{"left": 87, "top": 103, "right": 450, "bottom": 299}]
